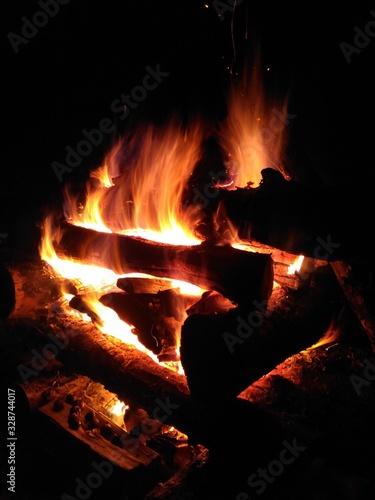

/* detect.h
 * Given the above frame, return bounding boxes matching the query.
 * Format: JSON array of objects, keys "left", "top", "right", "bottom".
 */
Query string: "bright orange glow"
[
  {"left": 287, "top": 255, "right": 304, "bottom": 275},
  {"left": 81, "top": 294, "right": 158, "bottom": 356},
  {"left": 307, "top": 325, "right": 341, "bottom": 350},
  {"left": 171, "top": 280, "right": 204, "bottom": 297},
  {"left": 39, "top": 217, "right": 188, "bottom": 374},
  {"left": 217, "top": 56, "right": 289, "bottom": 188},
  {"left": 231, "top": 242, "right": 256, "bottom": 252},
  {"left": 40, "top": 216, "right": 119, "bottom": 289},
  {"left": 109, "top": 400, "right": 129, "bottom": 419},
  {"left": 39, "top": 60, "right": 297, "bottom": 379},
  {"left": 63, "top": 116, "right": 206, "bottom": 246}
]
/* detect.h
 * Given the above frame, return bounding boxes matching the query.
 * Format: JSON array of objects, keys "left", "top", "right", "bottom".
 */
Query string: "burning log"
[
  {"left": 116, "top": 276, "right": 179, "bottom": 295},
  {"left": 99, "top": 292, "right": 162, "bottom": 354},
  {"left": 17, "top": 302, "right": 279, "bottom": 451},
  {"left": 56, "top": 222, "right": 274, "bottom": 307},
  {"left": 180, "top": 266, "right": 345, "bottom": 402},
  {"left": 99, "top": 290, "right": 187, "bottom": 361},
  {"left": 207, "top": 168, "right": 372, "bottom": 264}
]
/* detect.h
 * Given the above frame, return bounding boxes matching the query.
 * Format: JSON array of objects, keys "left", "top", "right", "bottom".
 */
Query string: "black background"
[
  {"left": 2, "top": 2, "right": 375, "bottom": 498},
  {"left": 2, "top": 0, "right": 375, "bottom": 245}
]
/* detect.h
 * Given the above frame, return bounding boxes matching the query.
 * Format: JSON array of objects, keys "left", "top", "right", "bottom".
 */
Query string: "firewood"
[
  {"left": 117, "top": 276, "right": 176, "bottom": 295},
  {"left": 205, "top": 168, "right": 372, "bottom": 264},
  {"left": 56, "top": 222, "right": 274, "bottom": 308},
  {"left": 180, "top": 266, "right": 345, "bottom": 402},
  {"left": 330, "top": 261, "right": 375, "bottom": 352},
  {"left": 99, "top": 292, "right": 162, "bottom": 354},
  {"left": 8, "top": 259, "right": 287, "bottom": 452}
]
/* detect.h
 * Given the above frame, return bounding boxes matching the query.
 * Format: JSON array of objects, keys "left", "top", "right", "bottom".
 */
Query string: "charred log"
[
  {"left": 56, "top": 222, "right": 274, "bottom": 308},
  {"left": 180, "top": 265, "right": 346, "bottom": 402},
  {"left": 331, "top": 261, "right": 375, "bottom": 353},
  {"left": 99, "top": 292, "right": 162, "bottom": 354},
  {"left": 202, "top": 168, "right": 372, "bottom": 264}
]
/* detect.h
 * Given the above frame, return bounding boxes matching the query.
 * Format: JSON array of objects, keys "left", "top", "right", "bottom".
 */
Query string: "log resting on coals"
[
  {"left": 56, "top": 222, "right": 274, "bottom": 308},
  {"left": 208, "top": 168, "right": 373, "bottom": 264},
  {"left": 180, "top": 266, "right": 345, "bottom": 402}
]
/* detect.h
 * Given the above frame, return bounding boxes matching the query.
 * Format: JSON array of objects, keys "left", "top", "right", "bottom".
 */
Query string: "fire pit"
[{"left": 2, "top": 25, "right": 375, "bottom": 499}]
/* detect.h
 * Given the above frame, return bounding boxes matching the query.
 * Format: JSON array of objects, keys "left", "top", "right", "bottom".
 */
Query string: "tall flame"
[
  {"left": 218, "top": 59, "right": 289, "bottom": 188},
  {"left": 39, "top": 58, "right": 300, "bottom": 378},
  {"left": 64, "top": 116, "right": 206, "bottom": 246}
]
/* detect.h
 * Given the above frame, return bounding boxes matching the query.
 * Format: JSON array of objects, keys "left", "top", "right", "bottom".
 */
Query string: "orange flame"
[
  {"left": 64, "top": 116, "right": 206, "bottom": 246},
  {"left": 39, "top": 217, "right": 191, "bottom": 374},
  {"left": 288, "top": 255, "right": 305, "bottom": 275},
  {"left": 218, "top": 59, "right": 289, "bottom": 188},
  {"left": 39, "top": 58, "right": 298, "bottom": 377}
]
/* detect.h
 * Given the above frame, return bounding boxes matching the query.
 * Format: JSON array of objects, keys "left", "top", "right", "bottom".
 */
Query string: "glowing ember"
[
  {"left": 39, "top": 60, "right": 298, "bottom": 380},
  {"left": 231, "top": 242, "right": 256, "bottom": 252},
  {"left": 110, "top": 400, "right": 129, "bottom": 419},
  {"left": 171, "top": 280, "right": 204, "bottom": 297},
  {"left": 39, "top": 218, "right": 190, "bottom": 374},
  {"left": 83, "top": 295, "right": 158, "bottom": 356}
]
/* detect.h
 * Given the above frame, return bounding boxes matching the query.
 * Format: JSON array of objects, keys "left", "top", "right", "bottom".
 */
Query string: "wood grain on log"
[{"left": 56, "top": 222, "right": 274, "bottom": 308}]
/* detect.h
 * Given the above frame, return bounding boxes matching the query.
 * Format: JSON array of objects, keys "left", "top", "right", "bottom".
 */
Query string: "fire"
[
  {"left": 307, "top": 320, "right": 342, "bottom": 351},
  {"left": 171, "top": 280, "right": 205, "bottom": 297},
  {"left": 63, "top": 116, "right": 206, "bottom": 246},
  {"left": 288, "top": 255, "right": 305, "bottom": 275},
  {"left": 110, "top": 400, "right": 129, "bottom": 419},
  {"left": 39, "top": 217, "right": 194, "bottom": 374},
  {"left": 40, "top": 216, "right": 120, "bottom": 289},
  {"left": 217, "top": 57, "right": 289, "bottom": 188},
  {"left": 80, "top": 293, "right": 159, "bottom": 359},
  {"left": 39, "top": 57, "right": 304, "bottom": 379}
]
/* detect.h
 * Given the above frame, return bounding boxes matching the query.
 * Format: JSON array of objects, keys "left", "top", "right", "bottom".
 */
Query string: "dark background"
[{"left": 2, "top": 0, "right": 375, "bottom": 250}]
